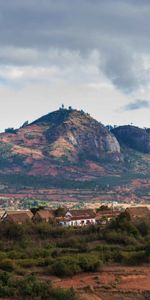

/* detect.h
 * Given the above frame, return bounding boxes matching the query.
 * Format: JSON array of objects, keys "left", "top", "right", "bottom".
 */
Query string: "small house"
[
  {"left": 59, "top": 209, "right": 96, "bottom": 227},
  {"left": 33, "top": 209, "right": 55, "bottom": 223},
  {"left": 2, "top": 210, "right": 33, "bottom": 224},
  {"left": 96, "top": 210, "right": 120, "bottom": 224},
  {"left": 125, "top": 206, "right": 150, "bottom": 221}
]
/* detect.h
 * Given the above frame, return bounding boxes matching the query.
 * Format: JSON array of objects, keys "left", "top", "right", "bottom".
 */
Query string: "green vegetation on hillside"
[
  {"left": 0, "top": 214, "right": 150, "bottom": 299},
  {"left": 0, "top": 172, "right": 149, "bottom": 191}
]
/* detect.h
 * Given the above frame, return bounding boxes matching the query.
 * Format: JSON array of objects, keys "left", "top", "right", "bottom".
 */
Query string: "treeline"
[{"left": 0, "top": 172, "right": 150, "bottom": 190}]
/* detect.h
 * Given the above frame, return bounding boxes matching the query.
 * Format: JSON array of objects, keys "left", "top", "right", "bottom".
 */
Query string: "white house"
[{"left": 59, "top": 209, "right": 96, "bottom": 227}]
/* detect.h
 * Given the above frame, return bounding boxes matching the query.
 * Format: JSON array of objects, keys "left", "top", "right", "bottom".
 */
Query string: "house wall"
[{"left": 60, "top": 218, "right": 96, "bottom": 227}]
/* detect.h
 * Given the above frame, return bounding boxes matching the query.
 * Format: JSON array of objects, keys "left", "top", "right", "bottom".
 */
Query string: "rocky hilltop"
[
  {"left": 32, "top": 109, "right": 121, "bottom": 161},
  {"left": 0, "top": 109, "right": 122, "bottom": 178},
  {"left": 0, "top": 108, "right": 149, "bottom": 181},
  {"left": 112, "top": 125, "right": 150, "bottom": 154}
]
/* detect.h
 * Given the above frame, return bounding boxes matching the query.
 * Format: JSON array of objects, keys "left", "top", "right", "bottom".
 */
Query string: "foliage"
[
  {"left": 96, "top": 205, "right": 111, "bottom": 212},
  {"left": 0, "top": 272, "right": 77, "bottom": 299},
  {"left": 0, "top": 222, "right": 24, "bottom": 240},
  {"left": 21, "top": 121, "right": 29, "bottom": 128},
  {"left": 0, "top": 172, "right": 149, "bottom": 190},
  {"left": 49, "top": 254, "right": 101, "bottom": 277},
  {"left": 0, "top": 259, "right": 14, "bottom": 272},
  {"left": 0, "top": 142, "right": 13, "bottom": 159},
  {"left": 0, "top": 214, "right": 149, "bottom": 298},
  {"left": 5, "top": 127, "right": 17, "bottom": 134},
  {"left": 55, "top": 206, "right": 66, "bottom": 217}
]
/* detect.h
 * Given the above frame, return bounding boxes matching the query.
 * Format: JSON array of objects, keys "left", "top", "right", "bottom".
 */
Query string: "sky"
[{"left": 0, "top": 0, "right": 150, "bottom": 132}]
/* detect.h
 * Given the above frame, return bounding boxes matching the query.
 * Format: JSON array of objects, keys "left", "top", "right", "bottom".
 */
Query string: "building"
[
  {"left": 96, "top": 210, "right": 120, "bottom": 224},
  {"left": 125, "top": 206, "right": 150, "bottom": 221},
  {"left": 33, "top": 209, "right": 55, "bottom": 223},
  {"left": 59, "top": 209, "right": 96, "bottom": 227},
  {"left": 1, "top": 210, "right": 33, "bottom": 224}
]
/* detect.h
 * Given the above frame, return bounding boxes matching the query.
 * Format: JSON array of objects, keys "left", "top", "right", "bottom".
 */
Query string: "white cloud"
[{"left": 0, "top": 1, "right": 149, "bottom": 129}]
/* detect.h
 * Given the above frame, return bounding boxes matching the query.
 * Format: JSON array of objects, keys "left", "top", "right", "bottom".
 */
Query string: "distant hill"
[{"left": 112, "top": 125, "right": 150, "bottom": 153}]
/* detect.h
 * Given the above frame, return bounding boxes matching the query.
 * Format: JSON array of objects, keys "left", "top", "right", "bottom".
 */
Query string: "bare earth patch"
[
  {"left": 51, "top": 265, "right": 150, "bottom": 300},
  {"left": 78, "top": 293, "right": 102, "bottom": 300},
  {"left": 118, "top": 274, "right": 150, "bottom": 291}
]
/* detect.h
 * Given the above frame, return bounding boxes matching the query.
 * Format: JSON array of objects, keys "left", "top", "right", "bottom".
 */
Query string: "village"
[{"left": 0, "top": 205, "right": 150, "bottom": 226}]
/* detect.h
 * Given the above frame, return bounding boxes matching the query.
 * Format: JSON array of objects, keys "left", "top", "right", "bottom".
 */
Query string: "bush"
[
  {"left": 78, "top": 254, "right": 102, "bottom": 272},
  {"left": 0, "top": 271, "right": 10, "bottom": 285},
  {"left": 50, "top": 258, "right": 81, "bottom": 277},
  {"left": 49, "top": 254, "right": 101, "bottom": 277},
  {"left": 116, "top": 250, "right": 146, "bottom": 265},
  {"left": 16, "top": 275, "right": 77, "bottom": 300},
  {"left": 104, "top": 230, "right": 138, "bottom": 245},
  {"left": 51, "top": 287, "right": 77, "bottom": 300},
  {"left": 0, "top": 271, "right": 14, "bottom": 297},
  {"left": 18, "top": 258, "right": 37, "bottom": 268},
  {"left": 17, "top": 275, "right": 51, "bottom": 299},
  {"left": 0, "top": 285, "right": 14, "bottom": 297},
  {"left": 0, "top": 259, "right": 14, "bottom": 272},
  {"left": 136, "top": 221, "right": 150, "bottom": 236},
  {"left": 0, "top": 223, "right": 24, "bottom": 240}
]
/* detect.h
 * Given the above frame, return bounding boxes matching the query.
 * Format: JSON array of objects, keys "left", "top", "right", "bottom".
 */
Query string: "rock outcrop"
[{"left": 112, "top": 125, "right": 150, "bottom": 153}]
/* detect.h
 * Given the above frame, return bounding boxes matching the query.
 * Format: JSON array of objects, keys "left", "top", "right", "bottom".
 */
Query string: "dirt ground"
[
  {"left": 1, "top": 265, "right": 150, "bottom": 300},
  {"left": 52, "top": 265, "right": 150, "bottom": 300}
]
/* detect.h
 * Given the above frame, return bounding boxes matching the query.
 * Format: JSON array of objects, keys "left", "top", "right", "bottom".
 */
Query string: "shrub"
[
  {"left": 51, "top": 287, "right": 77, "bottom": 300},
  {"left": 16, "top": 275, "right": 77, "bottom": 300},
  {"left": 116, "top": 250, "right": 146, "bottom": 265},
  {"left": 0, "top": 271, "right": 10, "bottom": 285},
  {"left": 50, "top": 258, "right": 81, "bottom": 277},
  {"left": 0, "top": 285, "right": 14, "bottom": 297},
  {"left": 14, "top": 266, "right": 27, "bottom": 276},
  {"left": 17, "top": 275, "right": 52, "bottom": 299},
  {"left": 136, "top": 221, "right": 150, "bottom": 236},
  {"left": 0, "top": 223, "right": 24, "bottom": 240},
  {"left": 18, "top": 259, "right": 34, "bottom": 268},
  {"left": 104, "top": 230, "right": 138, "bottom": 245},
  {"left": 0, "top": 259, "right": 14, "bottom": 272},
  {"left": 49, "top": 254, "right": 101, "bottom": 277},
  {"left": 0, "top": 272, "right": 14, "bottom": 297},
  {"left": 78, "top": 254, "right": 102, "bottom": 272}
]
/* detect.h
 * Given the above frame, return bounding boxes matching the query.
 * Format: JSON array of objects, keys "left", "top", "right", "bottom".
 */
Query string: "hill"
[
  {"left": 112, "top": 125, "right": 150, "bottom": 153},
  {"left": 0, "top": 108, "right": 149, "bottom": 205},
  {"left": 0, "top": 108, "right": 122, "bottom": 178}
]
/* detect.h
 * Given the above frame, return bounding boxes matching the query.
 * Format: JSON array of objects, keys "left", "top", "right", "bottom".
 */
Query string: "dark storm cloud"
[
  {"left": 1, "top": 0, "right": 150, "bottom": 92},
  {"left": 124, "top": 99, "right": 150, "bottom": 110}
]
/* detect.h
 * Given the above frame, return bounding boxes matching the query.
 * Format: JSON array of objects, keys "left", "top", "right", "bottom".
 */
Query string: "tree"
[
  {"left": 97, "top": 205, "right": 110, "bottom": 212},
  {"left": 21, "top": 121, "right": 29, "bottom": 128},
  {"left": 60, "top": 104, "right": 65, "bottom": 109},
  {"left": 5, "top": 128, "right": 17, "bottom": 134},
  {"left": 55, "top": 206, "right": 66, "bottom": 217}
]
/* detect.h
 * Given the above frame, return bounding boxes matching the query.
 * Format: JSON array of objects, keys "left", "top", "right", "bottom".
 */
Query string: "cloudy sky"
[{"left": 0, "top": 0, "right": 150, "bottom": 131}]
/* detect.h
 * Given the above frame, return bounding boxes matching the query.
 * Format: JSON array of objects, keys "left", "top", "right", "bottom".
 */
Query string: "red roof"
[
  {"left": 3, "top": 212, "right": 32, "bottom": 224},
  {"left": 66, "top": 209, "right": 96, "bottom": 219},
  {"left": 126, "top": 207, "right": 150, "bottom": 219},
  {"left": 33, "top": 209, "right": 55, "bottom": 220}
]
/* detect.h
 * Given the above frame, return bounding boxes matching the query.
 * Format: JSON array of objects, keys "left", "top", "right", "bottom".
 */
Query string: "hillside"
[
  {"left": 0, "top": 108, "right": 149, "bottom": 204},
  {"left": 0, "top": 108, "right": 122, "bottom": 178},
  {"left": 112, "top": 125, "right": 150, "bottom": 153}
]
